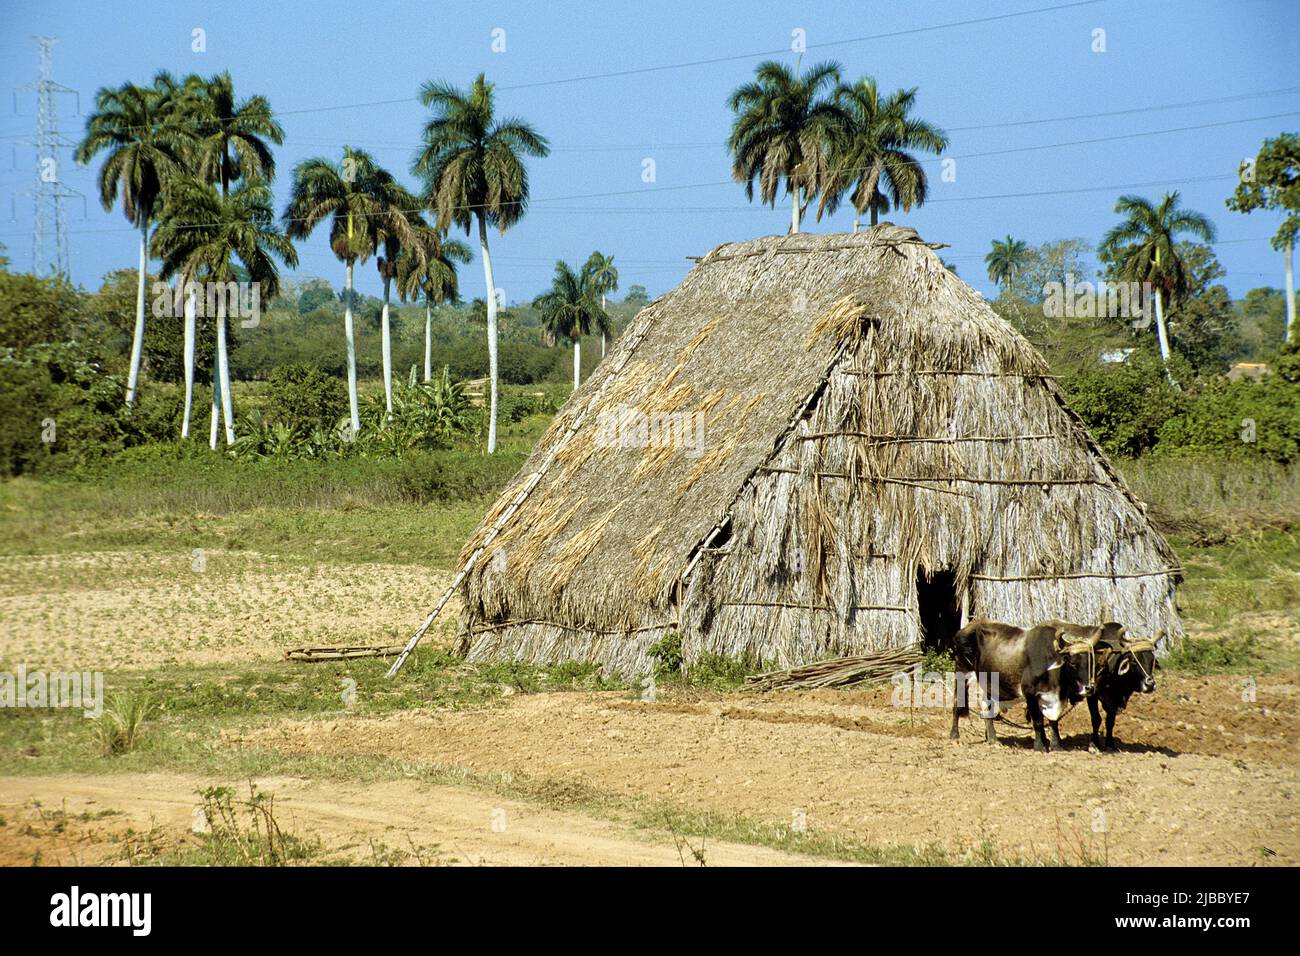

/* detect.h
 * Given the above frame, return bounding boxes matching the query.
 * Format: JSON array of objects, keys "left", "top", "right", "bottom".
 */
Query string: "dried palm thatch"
[
  {"left": 437, "top": 224, "right": 1181, "bottom": 678},
  {"left": 746, "top": 645, "right": 924, "bottom": 691}
]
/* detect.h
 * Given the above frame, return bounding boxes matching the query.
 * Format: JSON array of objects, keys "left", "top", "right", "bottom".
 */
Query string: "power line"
[
  {"left": 0, "top": 171, "right": 1261, "bottom": 241},
  {"left": 261, "top": 0, "right": 1107, "bottom": 116},
  {"left": 272, "top": 84, "right": 1300, "bottom": 155},
  {"left": 0, "top": 1, "right": 1120, "bottom": 144}
]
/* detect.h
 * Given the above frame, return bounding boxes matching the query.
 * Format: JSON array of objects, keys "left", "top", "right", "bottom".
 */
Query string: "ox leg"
[
  {"left": 981, "top": 686, "right": 998, "bottom": 744},
  {"left": 1026, "top": 697, "right": 1048, "bottom": 752},
  {"left": 1049, "top": 719, "right": 1063, "bottom": 750},
  {"left": 968, "top": 670, "right": 999, "bottom": 744},
  {"left": 950, "top": 671, "right": 969, "bottom": 740},
  {"left": 1087, "top": 696, "right": 1103, "bottom": 752},
  {"left": 1104, "top": 707, "right": 1118, "bottom": 751}
]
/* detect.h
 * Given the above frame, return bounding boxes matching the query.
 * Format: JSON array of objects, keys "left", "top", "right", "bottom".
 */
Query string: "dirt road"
[
  {"left": 242, "top": 674, "right": 1300, "bottom": 866},
  {"left": 0, "top": 773, "right": 844, "bottom": 867}
]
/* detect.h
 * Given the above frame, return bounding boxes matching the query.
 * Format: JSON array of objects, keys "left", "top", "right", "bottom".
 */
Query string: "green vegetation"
[
  {"left": 90, "top": 693, "right": 157, "bottom": 756},
  {"left": 648, "top": 631, "right": 766, "bottom": 688},
  {"left": 534, "top": 260, "right": 612, "bottom": 390},
  {"left": 414, "top": 72, "right": 550, "bottom": 454},
  {"left": 0, "top": 651, "right": 630, "bottom": 780}
]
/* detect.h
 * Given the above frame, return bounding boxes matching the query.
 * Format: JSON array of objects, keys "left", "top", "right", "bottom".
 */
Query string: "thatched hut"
[{"left": 452, "top": 225, "right": 1182, "bottom": 676}]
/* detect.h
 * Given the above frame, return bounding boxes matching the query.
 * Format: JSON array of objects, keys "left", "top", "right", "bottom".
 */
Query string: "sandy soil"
[
  {"left": 238, "top": 673, "right": 1300, "bottom": 866},
  {"left": 0, "top": 550, "right": 459, "bottom": 669},
  {"left": 2, "top": 547, "right": 1294, "bottom": 866},
  {"left": 0, "top": 773, "right": 841, "bottom": 867}
]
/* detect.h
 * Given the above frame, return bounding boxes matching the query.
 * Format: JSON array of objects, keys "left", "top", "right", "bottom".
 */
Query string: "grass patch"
[
  {"left": 1122, "top": 458, "right": 1300, "bottom": 542},
  {"left": 0, "top": 649, "right": 631, "bottom": 777},
  {"left": 1172, "top": 528, "right": 1300, "bottom": 640},
  {"left": 1163, "top": 633, "right": 1280, "bottom": 675},
  {"left": 0, "top": 413, "right": 549, "bottom": 563},
  {"left": 90, "top": 692, "right": 156, "bottom": 756}
]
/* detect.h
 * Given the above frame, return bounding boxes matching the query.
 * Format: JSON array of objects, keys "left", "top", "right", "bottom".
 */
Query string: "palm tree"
[
  {"left": 726, "top": 61, "right": 845, "bottom": 234},
  {"left": 582, "top": 251, "right": 619, "bottom": 357},
  {"left": 534, "top": 261, "right": 610, "bottom": 391},
  {"left": 153, "top": 177, "right": 297, "bottom": 448},
  {"left": 171, "top": 71, "right": 283, "bottom": 438},
  {"left": 370, "top": 178, "right": 420, "bottom": 416},
  {"left": 396, "top": 221, "right": 471, "bottom": 381},
  {"left": 985, "top": 235, "right": 1031, "bottom": 291},
  {"left": 153, "top": 71, "right": 203, "bottom": 439},
  {"left": 1100, "top": 192, "right": 1217, "bottom": 371},
  {"left": 816, "top": 78, "right": 948, "bottom": 230},
  {"left": 283, "top": 147, "right": 391, "bottom": 435},
  {"left": 190, "top": 71, "right": 282, "bottom": 197},
  {"left": 413, "top": 73, "right": 549, "bottom": 454},
  {"left": 75, "top": 75, "right": 189, "bottom": 407}
]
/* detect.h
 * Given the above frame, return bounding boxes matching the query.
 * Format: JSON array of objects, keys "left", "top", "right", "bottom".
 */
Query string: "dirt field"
[
  {"left": 1, "top": 546, "right": 1296, "bottom": 866},
  {"left": 234, "top": 676, "right": 1298, "bottom": 866},
  {"left": 0, "top": 550, "right": 459, "bottom": 668},
  {"left": 0, "top": 774, "right": 843, "bottom": 867}
]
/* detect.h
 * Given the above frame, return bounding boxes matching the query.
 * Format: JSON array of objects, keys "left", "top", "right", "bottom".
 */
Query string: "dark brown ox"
[
  {"left": 949, "top": 618, "right": 1088, "bottom": 752},
  {"left": 1040, "top": 620, "right": 1127, "bottom": 750}
]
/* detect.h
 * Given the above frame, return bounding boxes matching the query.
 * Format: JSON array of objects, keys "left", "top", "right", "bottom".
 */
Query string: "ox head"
[
  {"left": 1105, "top": 636, "right": 1158, "bottom": 695},
  {"left": 1054, "top": 623, "right": 1120, "bottom": 701}
]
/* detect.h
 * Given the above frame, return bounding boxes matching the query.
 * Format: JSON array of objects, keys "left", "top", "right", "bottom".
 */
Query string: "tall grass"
[
  {"left": 1119, "top": 458, "right": 1300, "bottom": 541},
  {"left": 91, "top": 693, "right": 156, "bottom": 756}
]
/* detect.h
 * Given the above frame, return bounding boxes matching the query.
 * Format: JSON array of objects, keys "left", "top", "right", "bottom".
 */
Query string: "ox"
[{"left": 949, "top": 619, "right": 1092, "bottom": 752}]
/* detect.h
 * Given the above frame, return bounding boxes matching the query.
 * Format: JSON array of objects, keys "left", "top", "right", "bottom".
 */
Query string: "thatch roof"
[{"left": 454, "top": 225, "right": 1182, "bottom": 675}]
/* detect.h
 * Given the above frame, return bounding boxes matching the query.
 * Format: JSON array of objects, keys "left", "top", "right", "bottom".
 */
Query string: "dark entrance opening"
[{"left": 916, "top": 568, "right": 963, "bottom": 653}]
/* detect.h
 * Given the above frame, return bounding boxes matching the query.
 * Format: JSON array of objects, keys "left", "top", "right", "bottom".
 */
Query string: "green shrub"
[
  {"left": 1155, "top": 341, "right": 1300, "bottom": 464},
  {"left": 0, "top": 342, "right": 127, "bottom": 475},
  {"left": 263, "top": 363, "right": 346, "bottom": 432},
  {"left": 922, "top": 647, "right": 955, "bottom": 673},
  {"left": 648, "top": 631, "right": 683, "bottom": 677},
  {"left": 91, "top": 692, "right": 156, "bottom": 756},
  {"left": 1164, "top": 634, "right": 1262, "bottom": 675},
  {"left": 0, "top": 270, "right": 81, "bottom": 349},
  {"left": 1061, "top": 349, "right": 1185, "bottom": 458},
  {"left": 687, "top": 653, "right": 760, "bottom": 690}
]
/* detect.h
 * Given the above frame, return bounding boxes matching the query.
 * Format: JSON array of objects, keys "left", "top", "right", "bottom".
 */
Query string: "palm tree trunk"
[
  {"left": 1153, "top": 286, "right": 1174, "bottom": 379},
  {"left": 217, "top": 296, "right": 235, "bottom": 445},
  {"left": 424, "top": 300, "right": 433, "bottom": 381},
  {"left": 381, "top": 272, "right": 394, "bottom": 416},
  {"left": 790, "top": 189, "right": 801, "bottom": 234},
  {"left": 601, "top": 294, "right": 606, "bottom": 357},
  {"left": 181, "top": 281, "right": 196, "bottom": 439},
  {"left": 126, "top": 217, "right": 149, "bottom": 407},
  {"left": 573, "top": 338, "right": 581, "bottom": 391},
  {"left": 870, "top": 206, "right": 880, "bottom": 227},
  {"left": 478, "top": 214, "right": 500, "bottom": 455},
  {"left": 209, "top": 351, "right": 220, "bottom": 450},
  {"left": 1285, "top": 239, "right": 1296, "bottom": 344},
  {"left": 343, "top": 261, "right": 360, "bottom": 435}
]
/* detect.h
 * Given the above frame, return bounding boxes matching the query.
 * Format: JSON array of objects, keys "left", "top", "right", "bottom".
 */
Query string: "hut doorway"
[{"left": 916, "top": 568, "right": 962, "bottom": 653}]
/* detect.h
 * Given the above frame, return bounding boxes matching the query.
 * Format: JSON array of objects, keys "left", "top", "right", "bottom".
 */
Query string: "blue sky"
[{"left": 1, "top": 0, "right": 1297, "bottom": 304}]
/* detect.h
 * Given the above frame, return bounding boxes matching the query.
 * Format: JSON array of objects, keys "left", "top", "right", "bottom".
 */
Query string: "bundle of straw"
[{"left": 745, "top": 644, "right": 923, "bottom": 691}]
